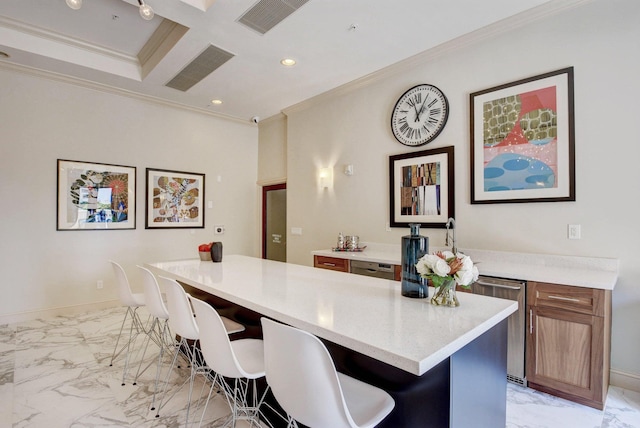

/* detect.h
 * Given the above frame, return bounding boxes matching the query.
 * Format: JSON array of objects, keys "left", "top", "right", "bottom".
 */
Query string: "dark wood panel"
[{"left": 313, "top": 255, "right": 349, "bottom": 272}]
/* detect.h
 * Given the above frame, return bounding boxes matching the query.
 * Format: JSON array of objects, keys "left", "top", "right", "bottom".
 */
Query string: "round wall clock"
[{"left": 390, "top": 84, "right": 449, "bottom": 146}]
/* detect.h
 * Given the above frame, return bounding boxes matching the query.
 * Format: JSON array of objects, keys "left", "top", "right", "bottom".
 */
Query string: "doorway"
[{"left": 262, "top": 183, "right": 286, "bottom": 261}]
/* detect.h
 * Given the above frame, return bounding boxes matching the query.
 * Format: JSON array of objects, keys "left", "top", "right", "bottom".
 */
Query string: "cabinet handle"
[
  {"left": 476, "top": 280, "right": 522, "bottom": 290},
  {"left": 323, "top": 262, "right": 336, "bottom": 267},
  {"left": 529, "top": 309, "right": 533, "bottom": 334},
  {"left": 547, "top": 295, "right": 580, "bottom": 303}
]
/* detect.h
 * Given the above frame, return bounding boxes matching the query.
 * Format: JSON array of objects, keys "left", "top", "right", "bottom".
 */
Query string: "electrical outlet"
[
  {"left": 97, "top": 280, "right": 103, "bottom": 289},
  {"left": 568, "top": 224, "right": 581, "bottom": 240}
]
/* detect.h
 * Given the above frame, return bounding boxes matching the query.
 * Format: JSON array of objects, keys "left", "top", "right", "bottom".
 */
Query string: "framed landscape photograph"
[
  {"left": 389, "top": 146, "right": 454, "bottom": 228},
  {"left": 470, "top": 67, "right": 575, "bottom": 204},
  {"left": 57, "top": 159, "right": 136, "bottom": 230},
  {"left": 145, "top": 168, "right": 205, "bottom": 229}
]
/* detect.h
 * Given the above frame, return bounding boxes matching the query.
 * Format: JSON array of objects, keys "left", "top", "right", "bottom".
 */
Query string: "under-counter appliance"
[
  {"left": 350, "top": 260, "right": 396, "bottom": 280},
  {"left": 470, "top": 276, "right": 527, "bottom": 386}
]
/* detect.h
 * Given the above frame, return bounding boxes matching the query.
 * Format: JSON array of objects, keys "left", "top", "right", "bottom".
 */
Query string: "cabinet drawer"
[
  {"left": 314, "top": 255, "right": 349, "bottom": 272},
  {"left": 528, "top": 281, "right": 606, "bottom": 317}
]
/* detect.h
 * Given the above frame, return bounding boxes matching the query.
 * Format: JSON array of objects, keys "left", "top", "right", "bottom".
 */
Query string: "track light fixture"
[
  {"left": 138, "top": 0, "right": 154, "bottom": 20},
  {"left": 65, "top": 0, "right": 154, "bottom": 21},
  {"left": 65, "top": 0, "right": 82, "bottom": 10}
]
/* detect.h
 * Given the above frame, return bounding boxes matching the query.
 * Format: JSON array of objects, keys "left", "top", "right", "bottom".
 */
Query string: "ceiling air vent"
[
  {"left": 237, "top": 0, "right": 310, "bottom": 35},
  {"left": 165, "top": 44, "right": 235, "bottom": 92}
]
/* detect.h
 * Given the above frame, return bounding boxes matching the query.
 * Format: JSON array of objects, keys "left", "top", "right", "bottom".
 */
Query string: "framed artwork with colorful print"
[
  {"left": 145, "top": 168, "right": 205, "bottom": 229},
  {"left": 57, "top": 159, "right": 136, "bottom": 230},
  {"left": 470, "top": 67, "right": 575, "bottom": 204}
]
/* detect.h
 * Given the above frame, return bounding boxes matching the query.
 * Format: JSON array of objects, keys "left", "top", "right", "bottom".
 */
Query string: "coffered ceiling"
[{"left": 0, "top": 0, "right": 582, "bottom": 122}]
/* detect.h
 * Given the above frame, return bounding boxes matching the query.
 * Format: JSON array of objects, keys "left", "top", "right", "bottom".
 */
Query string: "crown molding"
[
  {"left": 282, "top": 0, "right": 593, "bottom": 117},
  {"left": 0, "top": 61, "right": 251, "bottom": 125},
  {"left": 0, "top": 16, "right": 137, "bottom": 65}
]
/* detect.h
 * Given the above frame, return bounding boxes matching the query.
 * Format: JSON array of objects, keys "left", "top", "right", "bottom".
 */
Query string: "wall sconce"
[{"left": 319, "top": 167, "right": 333, "bottom": 189}]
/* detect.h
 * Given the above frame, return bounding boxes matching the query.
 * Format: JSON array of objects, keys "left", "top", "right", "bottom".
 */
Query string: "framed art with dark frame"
[
  {"left": 57, "top": 159, "right": 136, "bottom": 231},
  {"left": 389, "top": 146, "right": 454, "bottom": 228},
  {"left": 470, "top": 67, "right": 575, "bottom": 204},
  {"left": 145, "top": 168, "right": 205, "bottom": 229}
]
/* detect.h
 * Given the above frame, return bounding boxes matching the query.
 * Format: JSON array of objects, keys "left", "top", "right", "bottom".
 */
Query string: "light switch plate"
[
  {"left": 291, "top": 227, "right": 302, "bottom": 236},
  {"left": 568, "top": 224, "right": 581, "bottom": 239}
]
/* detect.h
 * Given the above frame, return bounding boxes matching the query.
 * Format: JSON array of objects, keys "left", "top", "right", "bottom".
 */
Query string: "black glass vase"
[
  {"left": 401, "top": 223, "right": 429, "bottom": 298},
  {"left": 210, "top": 242, "right": 223, "bottom": 262}
]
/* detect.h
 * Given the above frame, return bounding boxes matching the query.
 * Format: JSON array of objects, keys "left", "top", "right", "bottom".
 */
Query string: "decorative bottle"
[{"left": 401, "top": 223, "right": 429, "bottom": 298}]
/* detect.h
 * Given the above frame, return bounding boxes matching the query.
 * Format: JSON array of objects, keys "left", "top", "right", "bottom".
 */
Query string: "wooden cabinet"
[
  {"left": 314, "top": 255, "right": 402, "bottom": 280},
  {"left": 394, "top": 265, "right": 401, "bottom": 281},
  {"left": 313, "top": 255, "right": 349, "bottom": 272},
  {"left": 526, "top": 281, "right": 611, "bottom": 410}
]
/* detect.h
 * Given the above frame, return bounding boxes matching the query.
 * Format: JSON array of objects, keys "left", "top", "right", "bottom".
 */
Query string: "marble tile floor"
[{"left": 0, "top": 306, "right": 639, "bottom": 428}]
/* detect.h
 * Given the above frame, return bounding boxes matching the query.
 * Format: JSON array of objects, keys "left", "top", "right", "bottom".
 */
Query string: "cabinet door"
[{"left": 527, "top": 305, "right": 605, "bottom": 408}]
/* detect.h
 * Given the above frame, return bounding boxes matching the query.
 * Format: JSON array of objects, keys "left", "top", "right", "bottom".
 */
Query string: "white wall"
[
  {"left": 0, "top": 68, "right": 259, "bottom": 319},
  {"left": 257, "top": 114, "right": 287, "bottom": 184},
  {"left": 284, "top": 0, "right": 640, "bottom": 378}
]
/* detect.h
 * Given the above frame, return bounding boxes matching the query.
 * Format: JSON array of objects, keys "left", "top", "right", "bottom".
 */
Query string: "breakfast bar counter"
[{"left": 147, "top": 255, "right": 517, "bottom": 427}]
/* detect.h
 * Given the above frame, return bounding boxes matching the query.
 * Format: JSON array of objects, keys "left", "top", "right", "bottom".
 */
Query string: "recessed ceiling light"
[
  {"left": 211, "top": 99, "right": 223, "bottom": 105},
  {"left": 280, "top": 58, "right": 296, "bottom": 67}
]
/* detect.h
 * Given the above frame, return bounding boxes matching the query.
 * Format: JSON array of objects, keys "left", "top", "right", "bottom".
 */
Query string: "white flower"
[
  {"left": 432, "top": 258, "right": 451, "bottom": 276},
  {"left": 415, "top": 258, "right": 433, "bottom": 276},
  {"left": 440, "top": 250, "right": 455, "bottom": 260},
  {"left": 453, "top": 256, "right": 479, "bottom": 286},
  {"left": 424, "top": 254, "right": 441, "bottom": 269},
  {"left": 454, "top": 267, "right": 474, "bottom": 286}
]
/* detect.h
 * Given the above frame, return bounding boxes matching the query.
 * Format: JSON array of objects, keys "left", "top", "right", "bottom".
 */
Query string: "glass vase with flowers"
[{"left": 415, "top": 251, "right": 479, "bottom": 307}]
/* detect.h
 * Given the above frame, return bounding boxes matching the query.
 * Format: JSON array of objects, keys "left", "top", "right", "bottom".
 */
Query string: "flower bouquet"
[{"left": 415, "top": 251, "right": 479, "bottom": 307}]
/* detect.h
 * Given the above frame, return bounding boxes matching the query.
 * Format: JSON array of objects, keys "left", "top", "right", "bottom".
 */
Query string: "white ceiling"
[{"left": 0, "top": 0, "right": 575, "bottom": 123}]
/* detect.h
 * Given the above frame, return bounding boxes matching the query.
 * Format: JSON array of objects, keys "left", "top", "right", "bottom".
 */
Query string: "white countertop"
[
  {"left": 312, "top": 243, "right": 618, "bottom": 290},
  {"left": 147, "top": 255, "right": 517, "bottom": 376}
]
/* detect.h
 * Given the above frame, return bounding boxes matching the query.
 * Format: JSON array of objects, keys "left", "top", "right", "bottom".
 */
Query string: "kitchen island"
[{"left": 147, "top": 255, "right": 517, "bottom": 427}]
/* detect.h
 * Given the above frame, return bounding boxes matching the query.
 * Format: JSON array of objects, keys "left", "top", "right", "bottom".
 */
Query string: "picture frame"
[
  {"left": 57, "top": 159, "right": 136, "bottom": 231},
  {"left": 145, "top": 168, "right": 205, "bottom": 229},
  {"left": 470, "top": 67, "right": 575, "bottom": 204},
  {"left": 389, "top": 146, "right": 454, "bottom": 228}
]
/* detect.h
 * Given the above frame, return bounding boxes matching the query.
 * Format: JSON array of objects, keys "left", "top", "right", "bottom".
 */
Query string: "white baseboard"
[
  {"left": 0, "top": 300, "right": 120, "bottom": 325},
  {"left": 610, "top": 369, "right": 640, "bottom": 393}
]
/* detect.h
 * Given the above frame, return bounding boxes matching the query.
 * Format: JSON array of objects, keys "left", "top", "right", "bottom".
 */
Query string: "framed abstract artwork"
[
  {"left": 389, "top": 146, "right": 454, "bottom": 228},
  {"left": 145, "top": 168, "right": 205, "bottom": 229},
  {"left": 57, "top": 159, "right": 136, "bottom": 230},
  {"left": 470, "top": 67, "right": 575, "bottom": 204}
]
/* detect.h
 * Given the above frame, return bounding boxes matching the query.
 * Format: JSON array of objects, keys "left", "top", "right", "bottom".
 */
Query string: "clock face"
[{"left": 391, "top": 84, "right": 449, "bottom": 146}]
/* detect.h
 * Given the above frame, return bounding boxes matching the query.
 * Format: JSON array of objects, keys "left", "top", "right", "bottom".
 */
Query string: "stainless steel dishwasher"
[
  {"left": 470, "top": 276, "right": 527, "bottom": 386},
  {"left": 350, "top": 260, "right": 396, "bottom": 280}
]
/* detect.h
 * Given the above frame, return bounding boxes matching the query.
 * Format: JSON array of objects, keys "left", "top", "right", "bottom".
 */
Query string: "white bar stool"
[
  {"left": 108, "top": 260, "right": 147, "bottom": 386},
  {"left": 156, "top": 277, "right": 244, "bottom": 425},
  {"left": 190, "top": 296, "right": 272, "bottom": 428},
  {"left": 261, "top": 318, "right": 395, "bottom": 428},
  {"left": 134, "top": 266, "right": 174, "bottom": 411}
]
